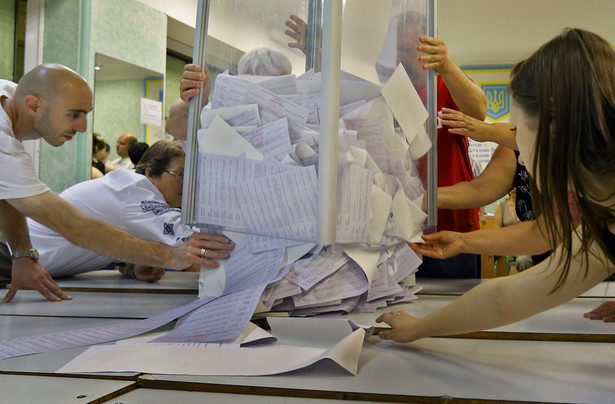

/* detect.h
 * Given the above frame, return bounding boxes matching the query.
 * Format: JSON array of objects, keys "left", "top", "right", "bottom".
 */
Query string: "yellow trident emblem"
[{"left": 481, "top": 83, "right": 510, "bottom": 122}]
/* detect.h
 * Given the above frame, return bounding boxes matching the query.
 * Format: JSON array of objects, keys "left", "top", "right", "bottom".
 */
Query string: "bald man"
[
  {"left": 0, "top": 63, "right": 223, "bottom": 302},
  {"left": 109, "top": 132, "right": 138, "bottom": 170}
]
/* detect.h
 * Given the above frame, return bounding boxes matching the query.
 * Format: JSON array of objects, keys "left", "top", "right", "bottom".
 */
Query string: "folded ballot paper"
[{"left": 57, "top": 318, "right": 371, "bottom": 376}]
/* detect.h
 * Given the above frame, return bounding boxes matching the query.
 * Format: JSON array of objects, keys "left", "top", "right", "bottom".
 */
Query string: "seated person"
[
  {"left": 493, "top": 189, "right": 532, "bottom": 271},
  {"left": 237, "top": 47, "right": 292, "bottom": 76},
  {"left": 128, "top": 141, "right": 149, "bottom": 167},
  {"left": 109, "top": 133, "right": 138, "bottom": 170},
  {"left": 0, "top": 140, "right": 233, "bottom": 284},
  {"left": 91, "top": 133, "right": 108, "bottom": 179}
]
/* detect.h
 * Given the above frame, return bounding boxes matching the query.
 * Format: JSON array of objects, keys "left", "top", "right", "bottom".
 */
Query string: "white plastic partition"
[
  {"left": 181, "top": 0, "right": 437, "bottom": 243},
  {"left": 317, "top": 0, "right": 342, "bottom": 244}
]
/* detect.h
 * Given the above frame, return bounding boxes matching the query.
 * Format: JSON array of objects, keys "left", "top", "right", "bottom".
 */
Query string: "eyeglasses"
[{"left": 166, "top": 171, "right": 184, "bottom": 181}]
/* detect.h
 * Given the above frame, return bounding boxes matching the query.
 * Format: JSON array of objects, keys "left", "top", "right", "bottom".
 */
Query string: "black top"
[
  {"left": 92, "top": 160, "right": 106, "bottom": 175},
  {"left": 514, "top": 151, "right": 534, "bottom": 221},
  {"left": 598, "top": 225, "right": 615, "bottom": 265}
]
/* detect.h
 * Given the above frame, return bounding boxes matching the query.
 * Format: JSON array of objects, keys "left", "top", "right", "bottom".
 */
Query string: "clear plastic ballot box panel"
[{"left": 181, "top": 0, "right": 437, "bottom": 248}]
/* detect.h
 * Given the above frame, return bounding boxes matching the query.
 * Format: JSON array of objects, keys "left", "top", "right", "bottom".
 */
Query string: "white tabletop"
[
  {"left": 0, "top": 290, "right": 196, "bottom": 318},
  {"left": 0, "top": 374, "right": 133, "bottom": 404},
  {"left": 149, "top": 337, "right": 615, "bottom": 403},
  {"left": 54, "top": 270, "right": 199, "bottom": 292}
]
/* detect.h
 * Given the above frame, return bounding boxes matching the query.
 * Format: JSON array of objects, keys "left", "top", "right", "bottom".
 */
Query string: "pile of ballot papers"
[{"left": 194, "top": 62, "right": 430, "bottom": 320}]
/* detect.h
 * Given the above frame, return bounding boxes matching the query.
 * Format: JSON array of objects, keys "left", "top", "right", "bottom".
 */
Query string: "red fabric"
[{"left": 418, "top": 76, "right": 479, "bottom": 233}]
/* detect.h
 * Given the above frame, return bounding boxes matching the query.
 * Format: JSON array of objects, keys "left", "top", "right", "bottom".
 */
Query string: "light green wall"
[
  {"left": 0, "top": 0, "right": 15, "bottom": 79},
  {"left": 39, "top": 0, "right": 166, "bottom": 193},
  {"left": 39, "top": 0, "right": 82, "bottom": 192},
  {"left": 93, "top": 78, "right": 145, "bottom": 160},
  {"left": 164, "top": 54, "right": 185, "bottom": 124}
]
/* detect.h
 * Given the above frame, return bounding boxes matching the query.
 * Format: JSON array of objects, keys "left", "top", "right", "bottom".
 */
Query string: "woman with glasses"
[{"left": 0, "top": 140, "right": 233, "bottom": 285}]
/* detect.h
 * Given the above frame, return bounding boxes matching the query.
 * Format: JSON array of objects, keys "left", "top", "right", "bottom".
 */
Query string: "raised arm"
[
  {"left": 438, "top": 145, "right": 516, "bottom": 209},
  {"left": 378, "top": 231, "right": 614, "bottom": 342},
  {"left": 0, "top": 201, "right": 71, "bottom": 302},
  {"left": 418, "top": 36, "right": 486, "bottom": 120},
  {"left": 165, "top": 64, "right": 211, "bottom": 141}
]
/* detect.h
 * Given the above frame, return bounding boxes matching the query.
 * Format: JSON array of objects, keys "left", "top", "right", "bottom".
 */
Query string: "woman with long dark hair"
[{"left": 377, "top": 28, "right": 615, "bottom": 341}]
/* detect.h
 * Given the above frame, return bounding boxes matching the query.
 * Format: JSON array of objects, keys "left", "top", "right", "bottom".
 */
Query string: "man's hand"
[
  {"left": 417, "top": 36, "right": 453, "bottom": 74},
  {"left": 169, "top": 233, "right": 235, "bottom": 270},
  {"left": 167, "top": 64, "right": 212, "bottom": 141},
  {"left": 410, "top": 231, "right": 465, "bottom": 260},
  {"left": 3, "top": 259, "right": 72, "bottom": 303},
  {"left": 133, "top": 265, "right": 165, "bottom": 282},
  {"left": 180, "top": 64, "right": 210, "bottom": 104},
  {"left": 584, "top": 301, "right": 615, "bottom": 322},
  {"left": 376, "top": 311, "right": 421, "bottom": 343},
  {"left": 284, "top": 14, "right": 308, "bottom": 55}
]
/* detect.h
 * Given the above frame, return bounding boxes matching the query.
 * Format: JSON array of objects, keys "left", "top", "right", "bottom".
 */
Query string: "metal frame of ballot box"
[{"left": 181, "top": 0, "right": 438, "bottom": 243}]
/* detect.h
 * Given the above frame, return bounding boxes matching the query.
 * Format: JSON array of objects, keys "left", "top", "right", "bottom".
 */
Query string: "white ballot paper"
[
  {"left": 285, "top": 252, "right": 350, "bottom": 291},
  {"left": 336, "top": 162, "right": 372, "bottom": 244},
  {"left": 197, "top": 116, "right": 263, "bottom": 160},
  {"left": 241, "top": 73, "right": 298, "bottom": 95},
  {"left": 211, "top": 74, "right": 310, "bottom": 141},
  {"left": 200, "top": 104, "right": 261, "bottom": 128},
  {"left": 240, "top": 118, "right": 293, "bottom": 160},
  {"left": 57, "top": 318, "right": 365, "bottom": 376},
  {"left": 381, "top": 64, "right": 429, "bottom": 144},
  {"left": 0, "top": 295, "right": 216, "bottom": 360},
  {"left": 235, "top": 165, "right": 319, "bottom": 242},
  {"left": 195, "top": 154, "right": 311, "bottom": 231}
]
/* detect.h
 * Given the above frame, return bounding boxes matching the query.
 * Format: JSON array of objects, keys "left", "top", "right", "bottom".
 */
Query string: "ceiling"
[{"left": 162, "top": 0, "right": 615, "bottom": 68}]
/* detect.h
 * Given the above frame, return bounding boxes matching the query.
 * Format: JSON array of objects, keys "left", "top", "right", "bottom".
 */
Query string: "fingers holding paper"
[
  {"left": 410, "top": 231, "right": 465, "bottom": 260},
  {"left": 173, "top": 233, "right": 235, "bottom": 270},
  {"left": 438, "top": 108, "right": 490, "bottom": 142}
]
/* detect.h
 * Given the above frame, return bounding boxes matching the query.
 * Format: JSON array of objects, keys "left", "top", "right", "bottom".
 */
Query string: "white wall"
[
  {"left": 143, "top": 0, "right": 615, "bottom": 68},
  {"left": 439, "top": 0, "right": 615, "bottom": 66}
]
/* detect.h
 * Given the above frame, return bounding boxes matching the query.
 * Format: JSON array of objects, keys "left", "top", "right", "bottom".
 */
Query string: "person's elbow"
[{"left": 466, "top": 96, "right": 487, "bottom": 121}]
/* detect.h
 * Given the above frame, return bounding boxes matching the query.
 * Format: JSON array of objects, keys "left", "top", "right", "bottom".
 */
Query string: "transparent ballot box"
[{"left": 182, "top": 0, "right": 437, "bottom": 316}]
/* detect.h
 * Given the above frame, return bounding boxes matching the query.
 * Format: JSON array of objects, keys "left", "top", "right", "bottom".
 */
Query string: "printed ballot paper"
[{"left": 57, "top": 318, "right": 366, "bottom": 376}]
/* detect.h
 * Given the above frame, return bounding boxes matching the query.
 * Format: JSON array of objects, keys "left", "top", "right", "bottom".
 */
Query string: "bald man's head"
[
  {"left": 15, "top": 63, "right": 91, "bottom": 106},
  {"left": 13, "top": 63, "right": 93, "bottom": 146},
  {"left": 116, "top": 133, "right": 138, "bottom": 158}
]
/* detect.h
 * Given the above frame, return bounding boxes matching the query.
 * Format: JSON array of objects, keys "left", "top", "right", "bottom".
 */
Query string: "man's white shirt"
[
  {"left": 26, "top": 169, "right": 193, "bottom": 277},
  {"left": 109, "top": 156, "right": 134, "bottom": 170},
  {"left": 0, "top": 79, "right": 49, "bottom": 200}
]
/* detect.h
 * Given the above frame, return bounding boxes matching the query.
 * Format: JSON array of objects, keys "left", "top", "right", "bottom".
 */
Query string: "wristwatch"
[{"left": 10, "top": 248, "right": 40, "bottom": 261}]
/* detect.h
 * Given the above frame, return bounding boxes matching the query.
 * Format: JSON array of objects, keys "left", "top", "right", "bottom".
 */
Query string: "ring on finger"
[
  {"left": 200, "top": 248, "right": 207, "bottom": 257},
  {"left": 392, "top": 311, "right": 401, "bottom": 317}
]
